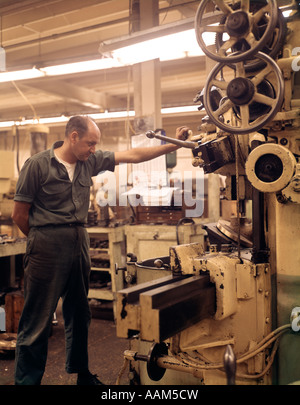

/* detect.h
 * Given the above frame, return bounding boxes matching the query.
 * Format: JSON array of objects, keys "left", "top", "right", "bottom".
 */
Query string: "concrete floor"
[{"left": 0, "top": 299, "right": 130, "bottom": 386}]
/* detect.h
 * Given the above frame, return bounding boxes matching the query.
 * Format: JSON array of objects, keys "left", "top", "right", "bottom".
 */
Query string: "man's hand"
[{"left": 175, "top": 126, "right": 191, "bottom": 141}]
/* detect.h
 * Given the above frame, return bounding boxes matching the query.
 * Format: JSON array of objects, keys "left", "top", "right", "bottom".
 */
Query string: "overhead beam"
[{"left": 26, "top": 79, "right": 110, "bottom": 110}]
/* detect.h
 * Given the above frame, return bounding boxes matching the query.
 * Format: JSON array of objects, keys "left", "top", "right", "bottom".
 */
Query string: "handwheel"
[
  {"left": 215, "top": 3, "right": 287, "bottom": 72},
  {"left": 195, "top": 0, "right": 278, "bottom": 63},
  {"left": 203, "top": 51, "right": 284, "bottom": 134},
  {"left": 146, "top": 342, "right": 168, "bottom": 381}
]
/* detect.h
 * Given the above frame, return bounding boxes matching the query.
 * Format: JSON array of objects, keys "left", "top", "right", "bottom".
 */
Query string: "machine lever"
[
  {"left": 224, "top": 344, "right": 236, "bottom": 385},
  {"left": 146, "top": 130, "right": 197, "bottom": 149}
]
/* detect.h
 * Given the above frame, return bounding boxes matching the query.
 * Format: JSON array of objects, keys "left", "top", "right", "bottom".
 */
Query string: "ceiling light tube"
[
  {"left": 99, "top": 17, "right": 195, "bottom": 54},
  {"left": 40, "top": 58, "right": 122, "bottom": 76},
  {"left": 99, "top": 17, "right": 218, "bottom": 64},
  {"left": 161, "top": 105, "right": 198, "bottom": 114},
  {"left": 110, "top": 29, "right": 206, "bottom": 64},
  {"left": 0, "top": 68, "right": 44, "bottom": 83},
  {"left": 0, "top": 105, "right": 200, "bottom": 129},
  {"left": 0, "top": 58, "right": 122, "bottom": 83}
]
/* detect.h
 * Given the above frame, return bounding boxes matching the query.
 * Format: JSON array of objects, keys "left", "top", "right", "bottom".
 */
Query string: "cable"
[
  {"left": 235, "top": 338, "right": 280, "bottom": 380},
  {"left": 11, "top": 80, "right": 38, "bottom": 119},
  {"left": 171, "top": 324, "right": 291, "bottom": 378},
  {"left": 115, "top": 357, "right": 129, "bottom": 385}
]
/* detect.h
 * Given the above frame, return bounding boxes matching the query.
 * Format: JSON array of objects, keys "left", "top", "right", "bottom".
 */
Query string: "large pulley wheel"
[
  {"left": 203, "top": 51, "right": 284, "bottom": 134},
  {"left": 195, "top": 0, "right": 278, "bottom": 63},
  {"left": 215, "top": 3, "right": 287, "bottom": 72}
]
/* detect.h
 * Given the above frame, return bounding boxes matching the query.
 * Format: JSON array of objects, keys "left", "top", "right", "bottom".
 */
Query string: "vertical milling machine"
[{"left": 116, "top": 0, "right": 300, "bottom": 385}]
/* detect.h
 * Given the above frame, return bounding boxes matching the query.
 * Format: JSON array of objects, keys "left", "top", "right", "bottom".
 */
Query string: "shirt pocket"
[
  {"left": 76, "top": 177, "right": 93, "bottom": 204},
  {"left": 78, "top": 177, "right": 93, "bottom": 188},
  {"left": 41, "top": 182, "right": 68, "bottom": 195},
  {"left": 40, "top": 181, "right": 71, "bottom": 208}
]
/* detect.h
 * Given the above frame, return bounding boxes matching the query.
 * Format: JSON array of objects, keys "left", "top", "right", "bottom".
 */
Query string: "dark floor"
[{"left": 0, "top": 299, "right": 130, "bottom": 386}]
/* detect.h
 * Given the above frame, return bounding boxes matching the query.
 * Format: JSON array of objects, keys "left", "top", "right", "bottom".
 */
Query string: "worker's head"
[{"left": 65, "top": 115, "right": 101, "bottom": 161}]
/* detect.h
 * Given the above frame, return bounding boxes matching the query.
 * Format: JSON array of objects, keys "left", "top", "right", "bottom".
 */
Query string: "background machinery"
[{"left": 116, "top": 0, "right": 300, "bottom": 385}]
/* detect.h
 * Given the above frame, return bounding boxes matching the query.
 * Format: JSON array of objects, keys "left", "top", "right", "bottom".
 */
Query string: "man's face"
[{"left": 71, "top": 122, "right": 101, "bottom": 161}]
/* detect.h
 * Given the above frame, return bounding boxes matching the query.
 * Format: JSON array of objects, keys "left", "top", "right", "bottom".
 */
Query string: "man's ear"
[{"left": 70, "top": 131, "right": 79, "bottom": 144}]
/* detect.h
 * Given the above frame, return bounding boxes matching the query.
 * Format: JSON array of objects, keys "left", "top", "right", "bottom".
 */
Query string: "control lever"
[
  {"left": 146, "top": 130, "right": 197, "bottom": 149},
  {"left": 223, "top": 344, "right": 236, "bottom": 385}
]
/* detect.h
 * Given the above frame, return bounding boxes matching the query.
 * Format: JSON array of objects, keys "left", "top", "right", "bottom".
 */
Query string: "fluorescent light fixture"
[
  {"left": 1, "top": 115, "right": 70, "bottom": 128},
  {"left": 110, "top": 29, "right": 209, "bottom": 64},
  {"left": 0, "top": 67, "right": 44, "bottom": 83},
  {"left": 0, "top": 105, "right": 201, "bottom": 129},
  {"left": 89, "top": 110, "right": 135, "bottom": 120},
  {"left": 99, "top": 17, "right": 215, "bottom": 64},
  {"left": 0, "top": 18, "right": 208, "bottom": 82},
  {"left": 37, "top": 115, "right": 69, "bottom": 125},
  {"left": 161, "top": 105, "right": 198, "bottom": 114},
  {"left": 40, "top": 58, "right": 122, "bottom": 76},
  {"left": 0, "top": 58, "right": 121, "bottom": 83},
  {"left": 0, "top": 120, "right": 15, "bottom": 128}
]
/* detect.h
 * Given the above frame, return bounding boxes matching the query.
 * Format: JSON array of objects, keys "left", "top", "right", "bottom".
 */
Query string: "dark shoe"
[{"left": 77, "top": 370, "right": 104, "bottom": 385}]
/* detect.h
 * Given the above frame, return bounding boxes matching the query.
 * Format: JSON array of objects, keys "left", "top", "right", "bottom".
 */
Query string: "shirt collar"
[{"left": 50, "top": 141, "right": 64, "bottom": 160}]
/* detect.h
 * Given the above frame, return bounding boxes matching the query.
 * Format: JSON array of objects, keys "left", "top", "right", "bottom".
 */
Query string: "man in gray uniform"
[{"left": 11, "top": 115, "right": 189, "bottom": 385}]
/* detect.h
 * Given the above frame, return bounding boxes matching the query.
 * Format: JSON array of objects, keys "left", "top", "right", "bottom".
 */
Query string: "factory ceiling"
[{"left": 0, "top": 0, "right": 206, "bottom": 126}]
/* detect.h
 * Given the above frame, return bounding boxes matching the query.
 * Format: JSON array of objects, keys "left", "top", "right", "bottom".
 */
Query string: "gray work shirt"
[{"left": 14, "top": 141, "right": 115, "bottom": 227}]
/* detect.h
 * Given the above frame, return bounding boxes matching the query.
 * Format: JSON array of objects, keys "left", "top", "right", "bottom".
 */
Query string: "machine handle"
[
  {"left": 146, "top": 130, "right": 197, "bottom": 149},
  {"left": 224, "top": 344, "right": 236, "bottom": 385}
]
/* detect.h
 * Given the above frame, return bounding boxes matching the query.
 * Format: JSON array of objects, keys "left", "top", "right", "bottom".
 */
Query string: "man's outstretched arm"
[{"left": 114, "top": 126, "right": 190, "bottom": 164}]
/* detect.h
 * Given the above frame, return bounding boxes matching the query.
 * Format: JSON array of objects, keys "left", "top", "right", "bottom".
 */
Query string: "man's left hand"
[{"left": 175, "top": 126, "right": 191, "bottom": 141}]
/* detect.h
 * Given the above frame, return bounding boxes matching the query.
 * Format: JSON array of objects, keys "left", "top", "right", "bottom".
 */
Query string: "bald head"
[
  {"left": 63, "top": 115, "right": 101, "bottom": 162},
  {"left": 65, "top": 115, "right": 98, "bottom": 139}
]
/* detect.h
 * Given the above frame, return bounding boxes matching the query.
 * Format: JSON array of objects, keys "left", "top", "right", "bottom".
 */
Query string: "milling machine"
[{"left": 116, "top": 0, "right": 300, "bottom": 385}]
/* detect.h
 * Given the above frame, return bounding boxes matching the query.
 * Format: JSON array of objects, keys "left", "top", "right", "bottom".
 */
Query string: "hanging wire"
[{"left": 11, "top": 80, "right": 38, "bottom": 120}]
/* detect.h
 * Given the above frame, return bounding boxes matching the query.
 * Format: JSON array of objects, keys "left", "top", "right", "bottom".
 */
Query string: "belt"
[{"left": 33, "top": 223, "right": 84, "bottom": 229}]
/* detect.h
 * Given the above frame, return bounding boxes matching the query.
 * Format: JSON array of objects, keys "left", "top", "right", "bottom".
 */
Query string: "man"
[{"left": 12, "top": 115, "right": 189, "bottom": 385}]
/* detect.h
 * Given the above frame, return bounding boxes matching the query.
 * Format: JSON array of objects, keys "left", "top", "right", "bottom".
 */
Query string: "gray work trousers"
[{"left": 15, "top": 224, "right": 92, "bottom": 385}]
